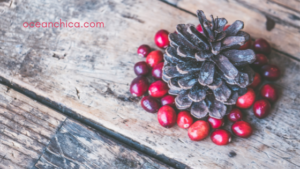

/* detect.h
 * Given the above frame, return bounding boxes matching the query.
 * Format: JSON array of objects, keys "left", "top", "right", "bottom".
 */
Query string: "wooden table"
[{"left": 0, "top": 0, "right": 299, "bottom": 168}]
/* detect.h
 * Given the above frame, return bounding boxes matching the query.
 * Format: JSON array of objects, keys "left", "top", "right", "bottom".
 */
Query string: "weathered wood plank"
[
  {"left": 270, "top": 0, "right": 300, "bottom": 13},
  {"left": 35, "top": 119, "right": 172, "bottom": 169},
  {"left": 0, "top": 0, "right": 299, "bottom": 168}
]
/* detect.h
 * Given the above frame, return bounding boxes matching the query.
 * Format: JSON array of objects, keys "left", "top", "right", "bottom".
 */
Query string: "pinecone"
[{"left": 162, "top": 10, "right": 256, "bottom": 119}]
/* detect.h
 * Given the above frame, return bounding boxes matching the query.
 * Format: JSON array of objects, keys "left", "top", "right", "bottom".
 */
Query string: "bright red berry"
[
  {"left": 141, "top": 96, "right": 161, "bottom": 113},
  {"left": 252, "top": 54, "right": 268, "bottom": 68},
  {"left": 239, "top": 39, "right": 252, "bottom": 50},
  {"left": 249, "top": 72, "right": 261, "bottom": 88},
  {"left": 130, "top": 76, "right": 149, "bottom": 97},
  {"left": 236, "top": 88, "right": 256, "bottom": 109},
  {"left": 152, "top": 62, "right": 164, "bottom": 80},
  {"left": 157, "top": 105, "right": 177, "bottom": 128},
  {"left": 154, "top": 30, "right": 170, "bottom": 48},
  {"left": 261, "top": 64, "right": 280, "bottom": 81},
  {"left": 253, "top": 38, "right": 271, "bottom": 55},
  {"left": 208, "top": 117, "right": 224, "bottom": 129},
  {"left": 231, "top": 121, "right": 253, "bottom": 138},
  {"left": 211, "top": 129, "right": 232, "bottom": 146},
  {"left": 177, "top": 111, "right": 194, "bottom": 129},
  {"left": 146, "top": 50, "right": 164, "bottom": 67},
  {"left": 161, "top": 95, "right": 175, "bottom": 107},
  {"left": 149, "top": 80, "right": 169, "bottom": 98},
  {"left": 261, "top": 84, "right": 278, "bottom": 102},
  {"left": 134, "top": 61, "right": 150, "bottom": 76},
  {"left": 228, "top": 108, "right": 243, "bottom": 122},
  {"left": 196, "top": 24, "right": 203, "bottom": 33},
  {"left": 137, "top": 45, "right": 151, "bottom": 57},
  {"left": 253, "top": 99, "right": 271, "bottom": 119},
  {"left": 223, "top": 24, "right": 230, "bottom": 30},
  {"left": 188, "top": 120, "right": 210, "bottom": 141}
]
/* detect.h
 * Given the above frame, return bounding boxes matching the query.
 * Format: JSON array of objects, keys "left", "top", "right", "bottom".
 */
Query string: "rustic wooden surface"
[{"left": 0, "top": 0, "right": 300, "bottom": 168}]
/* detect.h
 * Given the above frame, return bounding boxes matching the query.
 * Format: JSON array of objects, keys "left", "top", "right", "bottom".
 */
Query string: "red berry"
[
  {"left": 249, "top": 73, "right": 261, "bottom": 88},
  {"left": 208, "top": 117, "right": 224, "bottom": 129},
  {"left": 130, "top": 76, "right": 149, "bottom": 97},
  {"left": 157, "top": 105, "right": 177, "bottom": 128},
  {"left": 177, "top": 111, "right": 194, "bottom": 129},
  {"left": 261, "top": 84, "right": 278, "bottom": 102},
  {"left": 253, "top": 38, "right": 271, "bottom": 55},
  {"left": 239, "top": 39, "right": 252, "bottom": 50},
  {"left": 137, "top": 45, "right": 151, "bottom": 57},
  {"left": 210, "top": 129, "right": 232, "bottom": 145},
  {"left": 141, "top": 96, "right": 161, "bottom": 113},
  {"left": 253, "top": 99, "right": 271, "bottom": 119},
  {"left": 154, "top": 30, "right": 170, "bottom": 48},
  {"left": 152, "top": 62, "right": 164, "bottom": 80},
  {"left": 134, "top": 61, "right": 150, "bottom": 76},
  {"left": 228, "top": 108, "right": 243, "bottom": 122},
  {"left": 146, "top": 50, "right": 164, "bottom": 67},
  {"left": 223, "top": 24, "right": 230, "bottom": 31},
  {"left": 236, "top": 88, "right": 256, "bottom": 109},
  {"left": 196, "top": 24, "right": 203, "bottom": 33},
  {"left": 188, "top": 120, "right": 210, "bottom": 141},
  {"left": 252, "top": 54, "right": 268, "bottom": 68},
  {"left": 231, "top": 121, "right": 252, "bottom": 138},
  {"left": 261, "top": 64, "right": 280, "bottom": 81},
  {"left": 161, "top": 95, "right": 175, "bottom": 107},
  {"left": 149, "top": 80, "right": 169, "bottom": 98}
]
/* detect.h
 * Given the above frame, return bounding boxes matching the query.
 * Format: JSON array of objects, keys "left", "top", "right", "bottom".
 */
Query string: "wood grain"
[{"left": 0, "top": 0, "right": 299, "bottom": 168}]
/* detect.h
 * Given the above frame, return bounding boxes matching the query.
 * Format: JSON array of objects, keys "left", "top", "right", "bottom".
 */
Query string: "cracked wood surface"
[{"left": 0, "top": 0, "right": 300, "bottom": 168}]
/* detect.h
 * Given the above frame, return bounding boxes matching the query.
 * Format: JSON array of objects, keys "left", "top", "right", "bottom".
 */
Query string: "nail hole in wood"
[{"left": 266, "top": 16, "right": 275, "bottom": 31}]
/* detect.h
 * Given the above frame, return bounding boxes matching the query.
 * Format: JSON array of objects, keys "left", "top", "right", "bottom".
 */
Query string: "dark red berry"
[
  {"left": 253, "top": 99, "right": 271, "bottom": 119},
  {"left": 211, "top": 129, "right": 232, "bottom": 146},
  {"left": 134, "top": 61, "right": 150, "bottom": 76},
  {"left": 161, "top": 95, "right": 175, "bottom": 107},
  {"left": 223, "top": 24, "right": 230, "bottom": 31},
  {"left": 188, "top": 120, "right": 210, "bottom": 141},
  {"left": 261, "top": 64, "right": 280, "bottom": 81},
  {"left": 239, "top": 39, "right": 252, "bottom": 50},
  {"left": 249, "top": 73, "right": 261, "bottom": 88},
  {"left": 157, "top": 105, "right": 177, "bottom": 128},
  {"left": 141, "top": 96, "right": 161, "bottom": 113},
  {"left": 154, "top": 30, "right": 170, "bottom": 48},
  {"left": 149, "top": 80, "right": 169, "bottom": 98},
  {"left": 236, "top": 88, "right": 256, "bottom": 109},
  {"left": 252, "top": 54, "right": 268, "bottom": 68},
  {"left": 137, "top": 45, "right": 151, "bottom": 57},
  {"left": 253, "top": 38, "right": 271, "bottom": 55},
  {"left": 146, "top": 50, "right": 164, "bottom": 67},
  {"left": 196, "top": 24, "right": 203, "bottom": 33},
  {"left": 177, "top": 111, "right": 194, "bottom": 129},
  {"left": 130, "top": 76, "right": 149, "bottom": 97},
  {"left": 208, "top": 117, "right": 224, "bottom": 129},
  {"left": 152, "top": 62, "right": 164, "bottom": 80},
  {"left": 232, "top": 121, "right": 252, "bottom": 138},
  {"left": 228, "top": 108, "right": 243, "bottom": 122},
  {"left": 261, "top": 84, "right": 278, "bottom": 102}
]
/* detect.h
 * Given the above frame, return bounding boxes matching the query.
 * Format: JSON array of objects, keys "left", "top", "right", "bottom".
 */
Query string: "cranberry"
[
  {"left": 177, "top": 111, "right": 194, "bottom": 129},
  {"left": 146, "top": 50, "right": 164, "bottom": 67},
  {"left": 249, "top": 73, "right": 261, "bottom": 88},
  {"left": 154, "top": 30, "right": 170, "bottom": 48},
  {"left": 261, "top": 64, "right": 280, "bottom": 81},
  {"left": 152, "top": 62, "right": 164, "bottom": 80},
  {"left": 149, "top": 80, "right": 169, "bottom": 98},
  {"left": 261, "top": 84, "right": 278, "bottom": 102},
  {"left": 252, "top": 54, "right": 268, "bottom": 68},
  {"left": 157, "top": 105, "right": 177, "bottom": 128},
  {"left": 253, "top": 99, "right": 271, "bottom": 119},
  {"left": 141, "top": 96, "right": 161, "bottom": 113},
  {"left": 196, "top": 24, "right": 203, "bottom": 33},
  {"left": 137, "top": 45, "right": 151, "bottom": 57},
  {"left": 210, "top": 129, "right": 232, "bottom": 146},
  {"left": 208, "top": 117, "right": 224, "bottom": 129},
  {"left": 134, "top": 61, "right": 150, "bottom": 76},
  {"left": 239, "top": 39, "right": 252, "bottom": 50},
  {"left": 188, "top": 120, "right": 210, "bottom": 141},
  {"left": 223, "top": 24, "right": 230, "bottom": 31},
  {"left": 228, "top": 108, "right": 243, "bottom": 122},
  {"left": 231, "top": 121, "right": 252, "bottom": 138},
  {"left": 236, "top": 88, "right": 256, "bottom": 109},
  {"left": 130, "top": 76, "right": 149, "bottom": 97},
  {"left": 161, "top": 95, "right": 175, "bottom": 107},
  {"left": 253, "top": 38, "right": 271, "bottom": 55}
]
